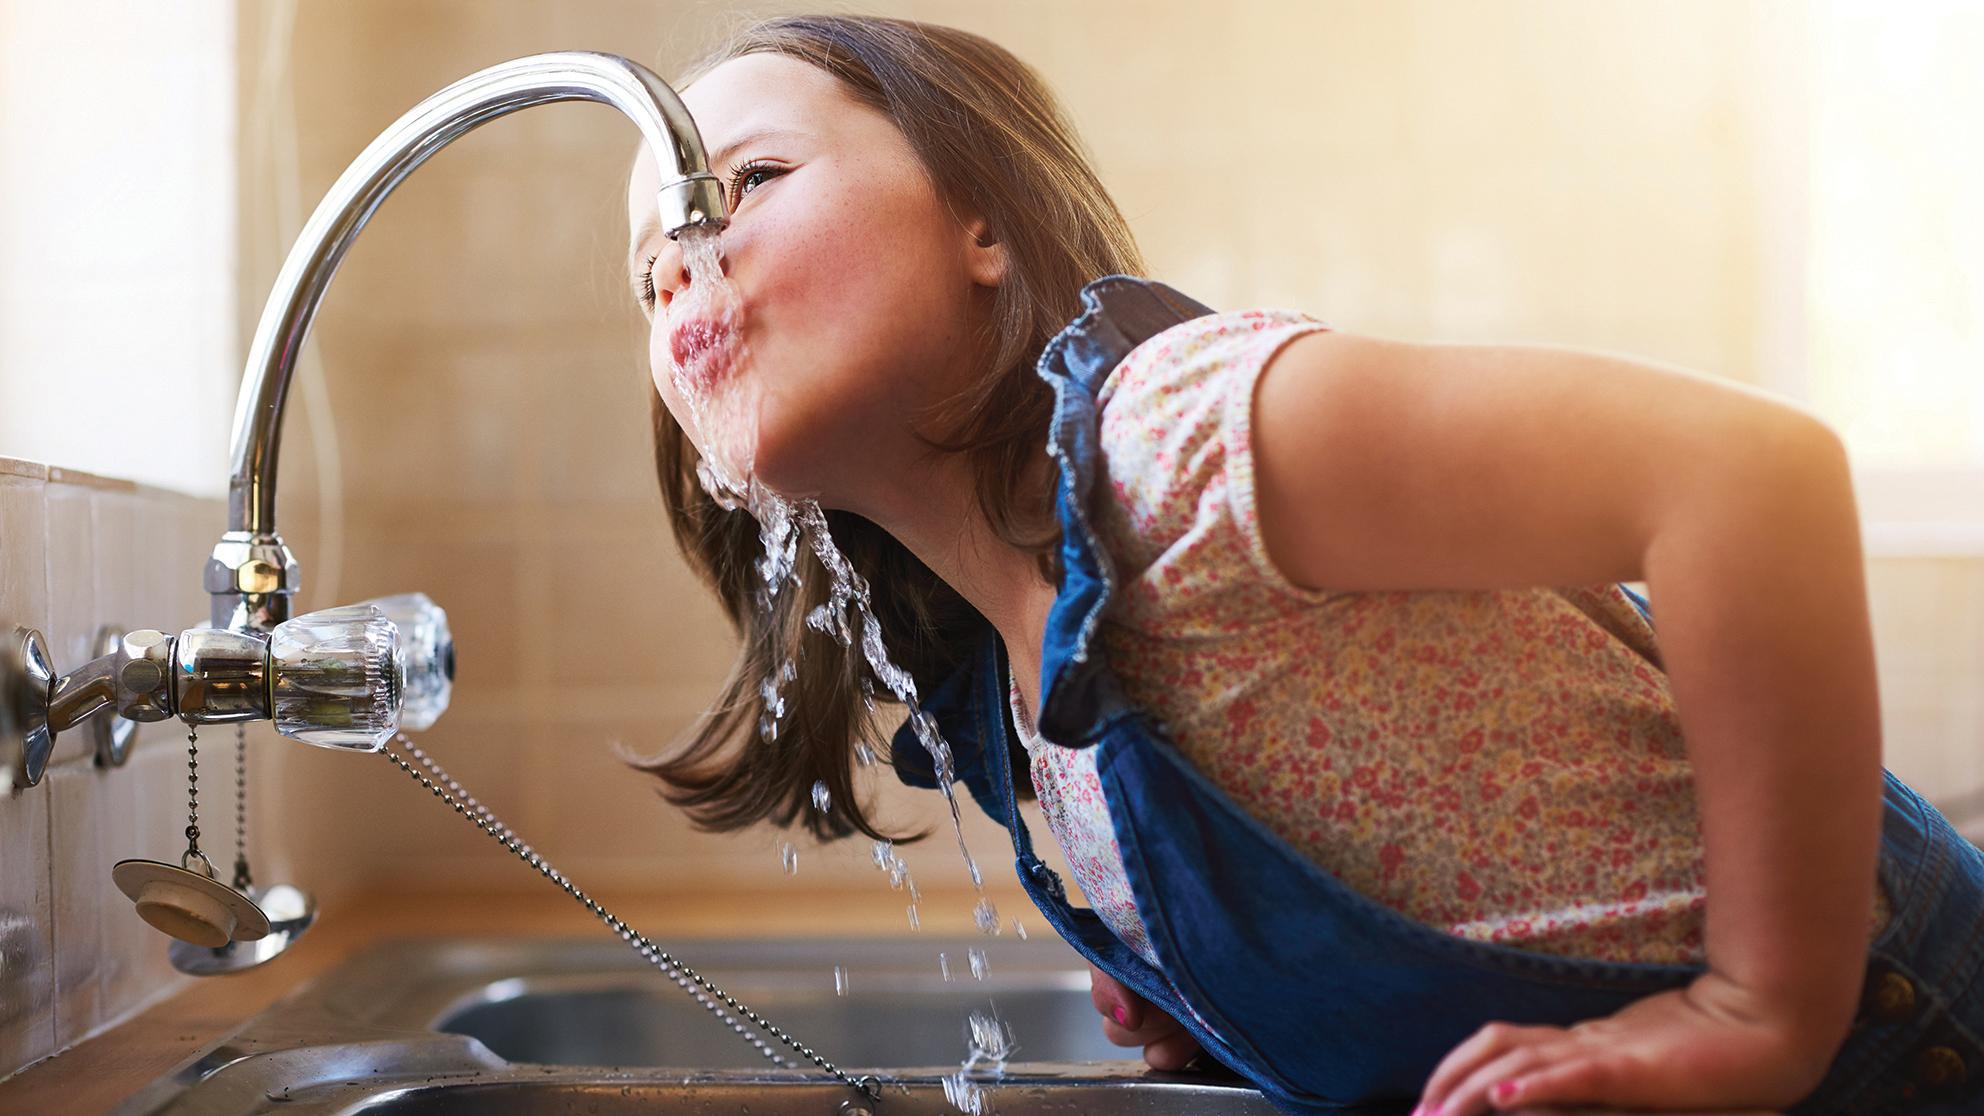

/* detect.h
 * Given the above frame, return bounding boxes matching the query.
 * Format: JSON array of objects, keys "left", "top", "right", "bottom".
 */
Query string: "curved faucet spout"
[{"left": 210, "top": 52, "right": 727, "bottom": 631}]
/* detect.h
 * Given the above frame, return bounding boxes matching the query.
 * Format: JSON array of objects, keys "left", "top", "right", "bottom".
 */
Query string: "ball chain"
[
  {"left": 232, "top": 725, "right": 253, "bottom": 892},
  {"left": 380, "top": 733, "right": 882, "bottom": 1104},
  {"left": 183, "top": 725, "right": 202, "bottom": 857}
]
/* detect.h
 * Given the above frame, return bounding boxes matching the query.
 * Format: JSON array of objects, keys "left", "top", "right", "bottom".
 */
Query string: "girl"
[{"left": 623, "top": 15, "right": 1984, "bottom": 1116}]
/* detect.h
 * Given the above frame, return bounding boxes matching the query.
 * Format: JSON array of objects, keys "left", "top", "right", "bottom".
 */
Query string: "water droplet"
[
  {"left": 973, "top": 896, "right": 1000, "bottom": 936},
  {"left": 1011, "top": 917, "right": 1028, "bottom": 941},
  {"left": 853, "top": 741, "right": 878, "bottom": 767},
  {"left": 968, "top": 947, "right": 989, "bottom": 980},
  {"left": 777, "top": 841, "right": 797, "bottom": 876},
  {"left": 938, "top": 952, "right": 953, "bottom": 982},
  {"left": 833, "top": 965, "right": 848, "bottom": 996},
  {"left": 906, "top": 904, "right": 920, "bottom": 931},
  {"left": 810, "top": 780, "right": 831, "bottom": 813}
]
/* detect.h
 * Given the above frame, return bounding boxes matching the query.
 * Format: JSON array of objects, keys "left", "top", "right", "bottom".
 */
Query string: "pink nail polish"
[
  {"left": 1111, "top": 1004, "right": 1128, "bottom": 1027},
  {"left": 1492, "top": 1080, "right": 1517, "bottom": 1104}
]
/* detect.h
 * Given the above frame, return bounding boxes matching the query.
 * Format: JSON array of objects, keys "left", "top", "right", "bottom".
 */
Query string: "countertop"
[{"left": 0, "top": 884, "right": 1021, "bottom": 1115}]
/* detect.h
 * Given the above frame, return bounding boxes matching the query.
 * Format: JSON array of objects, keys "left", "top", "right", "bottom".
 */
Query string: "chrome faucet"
[
  {"left": 8, "top": 53, "right": 709, "bottom": 780},
  {"left": 208, "top": 51, "right": 729, "bottom": 633},
  {"left": 0, "top": 53, "right": 721, "bottom": 971}
]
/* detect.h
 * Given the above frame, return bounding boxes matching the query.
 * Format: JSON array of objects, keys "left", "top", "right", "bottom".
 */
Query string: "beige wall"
[{"left": 238, "top": 0, "right": 1982, "bottom": 910}]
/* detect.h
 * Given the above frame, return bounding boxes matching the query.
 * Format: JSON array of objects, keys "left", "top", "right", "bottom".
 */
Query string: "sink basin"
[
  {"left": 431, "top": 937, "right": 1120, "bottom": 1069},
  {"left": 116, "top": 935, "right": 1330, "bottom": 1115}
]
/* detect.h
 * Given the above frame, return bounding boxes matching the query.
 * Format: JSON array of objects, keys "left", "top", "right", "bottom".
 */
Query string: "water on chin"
[{"left": 672, "top": 225, "right": 1016, "bottom": 1112}]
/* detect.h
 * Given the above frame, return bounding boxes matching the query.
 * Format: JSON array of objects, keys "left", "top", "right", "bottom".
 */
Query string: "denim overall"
[{"left": 891, "top": 276, "right": 1984, "bottom": 1114}]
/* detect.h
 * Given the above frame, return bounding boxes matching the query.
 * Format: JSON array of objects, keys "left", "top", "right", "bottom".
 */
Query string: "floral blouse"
[{"left": 1011, "top": 307, "right": 1889, "bottom": 966}]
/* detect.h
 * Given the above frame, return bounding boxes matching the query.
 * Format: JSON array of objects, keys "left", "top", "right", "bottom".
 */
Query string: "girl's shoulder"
[
  {"left": 1093, "top": 306, "right": 1334, "bottom": 607},
  {"left": 1096, "top": 307, "right": 1331, "bottom": 414}
]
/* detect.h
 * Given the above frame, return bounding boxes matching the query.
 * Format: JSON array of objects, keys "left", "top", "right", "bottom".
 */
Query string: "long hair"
[{"left": 636, "top": 14, "right": 1146, "bottom": 842}]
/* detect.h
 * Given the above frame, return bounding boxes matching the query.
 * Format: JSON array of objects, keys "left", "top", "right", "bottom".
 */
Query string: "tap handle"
[
  {"left": 361, "top": 593, "right": 452, "bottom": 732},
  {"left": 267, "top": 604, "right": 402, "bottom": 751}
]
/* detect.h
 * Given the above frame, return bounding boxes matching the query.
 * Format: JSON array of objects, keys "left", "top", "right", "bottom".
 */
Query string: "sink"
[{"left": 115, "top": 935, "right": 1328, "bottom": 1114}]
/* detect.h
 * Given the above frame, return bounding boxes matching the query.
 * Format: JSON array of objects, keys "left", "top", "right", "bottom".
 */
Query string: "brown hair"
[{"left": 636, "top": 14, "right": 1145, "bottom": 842}]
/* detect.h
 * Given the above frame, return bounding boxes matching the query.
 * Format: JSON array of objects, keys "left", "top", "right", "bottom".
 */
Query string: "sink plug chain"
[
  {"left": 232, "top": 725, "right": 253, "bottom": 892},
  {"left": 381, "top": 734, "right": 884, "bottom": 1104},
  {"left": 184, "top": 725, "right": 200, "bottom": 857}
]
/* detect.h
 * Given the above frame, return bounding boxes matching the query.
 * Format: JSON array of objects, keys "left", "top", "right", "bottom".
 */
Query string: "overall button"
[
  {"left": 1909, "top": 1044, "right": 1966, "bottom": 1092},
  {"left": 1865, "top": 969, "right": 1917, "bottom": 1023}
]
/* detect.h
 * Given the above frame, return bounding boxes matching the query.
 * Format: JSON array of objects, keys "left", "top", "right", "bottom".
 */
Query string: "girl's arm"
[{"left": 1252, "top": 330, "right": 1883, "bottom": 1113}]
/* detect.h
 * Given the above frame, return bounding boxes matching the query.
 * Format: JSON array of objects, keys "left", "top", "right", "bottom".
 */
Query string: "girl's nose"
[
  {"left": 652, "top": 242, "right": 689, "bottom": 309},
  {"left": 654, "top": 232, "right": 730, "bottom": 309}
]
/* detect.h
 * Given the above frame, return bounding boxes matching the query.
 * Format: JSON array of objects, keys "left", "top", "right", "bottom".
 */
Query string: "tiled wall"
[{"left": 0, "top": 459, "right": 228, "bottom": 1079}]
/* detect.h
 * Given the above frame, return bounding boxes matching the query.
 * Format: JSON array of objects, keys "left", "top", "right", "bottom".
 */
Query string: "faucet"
[
  {"left": 209, "top": 51, "right": 729, "bottom": 634},
  {"left": 0, "top": 53, "right": 724, "bottom": 972},
  {"left": 5, "top": 53, "right": 723, "bottom": 784}
]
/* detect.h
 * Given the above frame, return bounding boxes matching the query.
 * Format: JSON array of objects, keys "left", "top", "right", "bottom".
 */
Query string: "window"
[
  {"left": 1798, "top": 1, "right": 1984, "bottom": 553},
  {"left": 0, "top": 2, "right": 237, "bottom": 495}
]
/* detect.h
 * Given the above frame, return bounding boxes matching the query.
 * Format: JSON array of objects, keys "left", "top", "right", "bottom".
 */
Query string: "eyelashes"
[
  {"left": 723, "top": 158, "right": 783, "bottom": 208},
  {"left": 634, "top": 159, "right": 784, "bottom": 312},
  {"left": 638, "top": 253, "right": 659, "bottom": 312}
]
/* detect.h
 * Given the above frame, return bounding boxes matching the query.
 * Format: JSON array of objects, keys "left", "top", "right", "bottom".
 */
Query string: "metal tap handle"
[
  {"left": 267, "top": 604, "right": 402, "bottom": 751},
  {"left": 361, "top": 594, "right": 452, "bottom": 732}
]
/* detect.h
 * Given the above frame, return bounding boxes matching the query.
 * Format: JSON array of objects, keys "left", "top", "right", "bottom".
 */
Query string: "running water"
[
  {"left": 667, "top": 226, "right": 1016, "bottom": 1112},
  {"left": 666, "top": 227, "right": 992, "bottom": 902}
]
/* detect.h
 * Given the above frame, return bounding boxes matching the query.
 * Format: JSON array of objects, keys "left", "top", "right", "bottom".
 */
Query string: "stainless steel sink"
[{"left": 115, "top": 935, "right": 1325, "bottom": 1114}]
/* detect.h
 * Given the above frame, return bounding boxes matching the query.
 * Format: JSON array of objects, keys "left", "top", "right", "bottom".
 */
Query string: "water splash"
[
  {"left": 942, "top": 1009, "right": 1015, "bottom": 1115},
  {"left": 671, "top": 227, "right": 990, "bottom": 906},
  {"left": 669, "top": 226, "right": 1011, "bottom": 1114},
  {"left": 967, "top": 947, "right": 989, "bottom": 980}
]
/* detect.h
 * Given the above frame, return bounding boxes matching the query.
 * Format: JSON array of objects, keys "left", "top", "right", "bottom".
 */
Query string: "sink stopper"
[
  {"left": 112, "top": 852, "right": 270, "bottom": 949},
  {"left": 112, "top": 723, "right": 271, "bottom": 948},
  {"left": 170, "top": 725, "right": 317, "bottom": 973}
]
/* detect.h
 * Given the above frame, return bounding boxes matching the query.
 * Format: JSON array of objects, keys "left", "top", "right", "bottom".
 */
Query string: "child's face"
[{"left": 626, "top": 53, "right": 1003, "bottom": 511}]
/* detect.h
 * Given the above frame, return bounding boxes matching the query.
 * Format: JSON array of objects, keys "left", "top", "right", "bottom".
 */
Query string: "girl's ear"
[{"left": 962, "top": 216, "right": 1008, "bottom": 288}]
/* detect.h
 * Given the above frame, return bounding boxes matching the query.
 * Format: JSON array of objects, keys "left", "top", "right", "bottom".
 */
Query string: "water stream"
[{"left": 668, "top": 226, "right": 1011, "bottom": 1108}]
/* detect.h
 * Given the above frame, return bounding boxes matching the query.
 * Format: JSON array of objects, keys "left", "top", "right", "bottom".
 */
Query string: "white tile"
[
  {"left": 0, "top": 779, "right": 55, "bottom": 1075},
  {"left": 0, "top": 474, "right": 48, "bottom": 633},
  {"left": 93, "top": 750, "right": 144, "bottom": 1022},
  {"left": 91, "top": 486, "right": 138, "bottom": 639},
  {"left": 48, "top": 763, "right": 104, "bottom": 1047},
  {"left": 42, "top": 479, "right": 97, "bottom": 769},
  {"left": 172, "top": 495, "right": 224, "bottom": 627}
]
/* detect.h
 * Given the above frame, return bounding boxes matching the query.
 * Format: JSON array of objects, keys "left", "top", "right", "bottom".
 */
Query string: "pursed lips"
[{"left": 668, "top": 315, "right": 737, "bottom": 381}]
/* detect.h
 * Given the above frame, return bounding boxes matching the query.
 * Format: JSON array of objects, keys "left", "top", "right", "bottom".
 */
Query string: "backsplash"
[{"left": 0, "top": 458, "right": 231, "bottom": 1081}]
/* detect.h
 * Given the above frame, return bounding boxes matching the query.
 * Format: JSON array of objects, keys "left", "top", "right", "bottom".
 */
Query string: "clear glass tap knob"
[
  {"left": 364, "top": 593, "right": 452, "bottom": 732},
  {"left": 266, "top": 604, "right": 401, "bottom": 751}
]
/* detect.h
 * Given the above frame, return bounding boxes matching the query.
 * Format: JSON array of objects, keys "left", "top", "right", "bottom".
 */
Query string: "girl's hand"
[
  {"left": 1414, "top": 972, "right": 1836, "bottom": 1115},
  {"left": 1088, "top": 963, "right": 1203, "bottom": 1070}
]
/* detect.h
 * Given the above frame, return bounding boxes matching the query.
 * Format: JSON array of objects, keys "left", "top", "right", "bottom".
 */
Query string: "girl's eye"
[
  {"left": 634, "top": 161, "right": 780, "bottom": 312},
  {"left": 725, "top": 159, "right": 784, "bottom": 207},
  {"left": 638, "top": 252, "right": 659, "bottom": 312}
]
